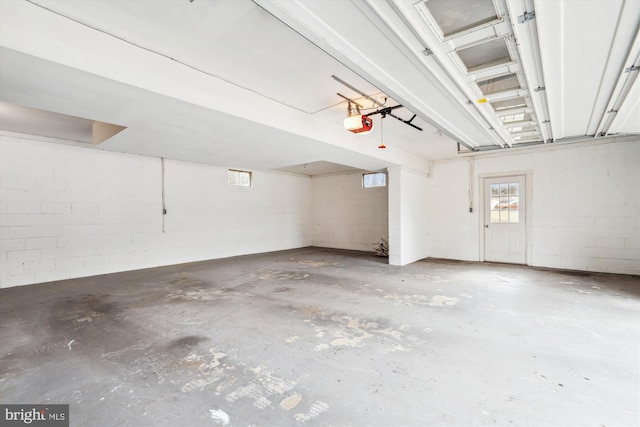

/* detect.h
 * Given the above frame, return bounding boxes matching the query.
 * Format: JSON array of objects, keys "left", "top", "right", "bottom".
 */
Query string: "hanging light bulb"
[
  {"left": 344, "top": 101, "right": 373, "bottom": 134},
  {"left": 378, "top": 115, "right": 386, "bottom": 149}
]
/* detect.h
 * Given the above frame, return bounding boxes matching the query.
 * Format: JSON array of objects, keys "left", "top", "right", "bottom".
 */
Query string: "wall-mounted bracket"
[
  {"left": 332, "top": 75, "right": 385, "bottom": 107},
  {"left": 518, "top": 11, "right": 535, "bottom": 23},
  {"left": 337, "top": 93, "right": 364, "bottom": 108}
]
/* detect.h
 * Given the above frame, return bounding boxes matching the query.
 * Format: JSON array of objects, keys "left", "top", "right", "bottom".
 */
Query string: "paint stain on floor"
[
  {"left": 167, "top": 288, "right": 254, "bottom": 301},
  {"left": 280, "top": 394, "right": 302, "bottom": 411},
  {"left": 294, "top": 260, "right": 337, "bottom": 267},
  {"left": 254, "top": 270, "right": 309, "bottom": 281},
  {"left": 382, "top": 293, "right": 459, "bottom": 307},
  {"left": 289, "top": 307, "right": 421, "bottom": 353},
  {"left": 294, "top": 401, "right": 329, "bottom": 423},
  {"left": 428, "top": 295, "right": 460, "bottom": 306}
]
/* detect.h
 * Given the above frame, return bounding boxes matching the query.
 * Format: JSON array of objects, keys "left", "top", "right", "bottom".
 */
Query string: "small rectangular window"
[
  {"left": 363, "top": 172, "right": 387, "bottom": 188},
  {"left": 228, "top": 169, "right": 252, "bottom": 187}
]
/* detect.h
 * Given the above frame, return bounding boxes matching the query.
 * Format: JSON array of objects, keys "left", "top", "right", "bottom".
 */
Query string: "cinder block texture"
[
  {"left": 311, "top": 173, "right": 388, "bottom": 253},
  {"left": 1, "top": 136, "right": 311, "bottom": 287},
  {"left": 427, "top": 140, "right": 639, "bottom": 274}
]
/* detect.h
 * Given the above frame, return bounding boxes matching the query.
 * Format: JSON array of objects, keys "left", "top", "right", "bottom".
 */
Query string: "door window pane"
[{"left": 490, "top": 182, "right": 519, "bottom": 223}]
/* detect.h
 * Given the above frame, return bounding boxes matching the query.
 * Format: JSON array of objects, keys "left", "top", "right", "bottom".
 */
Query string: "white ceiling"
[{"left": 0, "top": 0, "right": 638, "bottom": 175}]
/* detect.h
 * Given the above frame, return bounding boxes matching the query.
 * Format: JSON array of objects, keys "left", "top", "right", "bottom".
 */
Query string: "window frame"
[
  {"left": 489, "top": 182, "right": 519, "bottom": 223},
  {"left": 227, "top": 169, "right": 252, "bottom": 187},
  {"left": 362, "top": 172, "right": 387, "bottom": 189}
]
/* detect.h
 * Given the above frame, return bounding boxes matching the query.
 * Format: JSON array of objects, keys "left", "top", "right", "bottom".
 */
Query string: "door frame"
[{"left": 478, "top": 171, "right": 533, "bottom": 265}]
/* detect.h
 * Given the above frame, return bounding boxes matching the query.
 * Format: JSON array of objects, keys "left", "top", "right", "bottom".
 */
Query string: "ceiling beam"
[{"left": 254, "top": 0, "right": 503, "bottom": 150}]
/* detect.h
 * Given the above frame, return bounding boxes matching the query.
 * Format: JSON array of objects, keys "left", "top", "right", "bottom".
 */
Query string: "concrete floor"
[{"left": 1, "top": 247, "right": 638, "bottom": 427}]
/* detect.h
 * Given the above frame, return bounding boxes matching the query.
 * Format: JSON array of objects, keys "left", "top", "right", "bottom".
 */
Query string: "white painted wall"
[
  {"left": 311, "top": 172, "right": 388, "bottom": 252},
  {"left": 2, "top": 134, "right": 636, "bottom": 287},
  {"left": 424, "top": 161, "right": 477, "bottom": 261},
  {"left": 0, "top": 134, "right": 312, "bottom": 287},
  {"left": 388, "top": 167, "right": 430, "bottom": 266},
  {"left": 426, "top": 139, "right": 640, "bottom": 275},
  {"left": 164, "top": 160, "right": 311, "bottom": 264}
]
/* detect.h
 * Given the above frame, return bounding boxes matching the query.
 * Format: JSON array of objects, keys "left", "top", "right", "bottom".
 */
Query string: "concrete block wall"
[
  {"left": 424, "top": 160, "right": 478, "bottom": 261},
  {"left": 477, "top": 139, "right": 639, "bottom": 274},
  {"left": 0, "top": 135, "right": 312, "bottom": 287},
  {"left": 163, "top": 159, "right": 311, "bottom": 265},
  {"left": 0, "top": 135, "right": 161, "bottom": 287},
  {"left": 311, "top": 172, "right": 388, "bottom": 253},
  {"left": 2, "top": 133, "right": 636, "bottom": 287},
  {"left": 426, "top": 139, "right": 639, "bottom": 275}
]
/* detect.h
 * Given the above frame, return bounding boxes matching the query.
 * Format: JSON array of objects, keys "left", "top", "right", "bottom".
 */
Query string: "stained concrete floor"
[{"left": 1, "top": 247, "right": 638, "bottom": 427}]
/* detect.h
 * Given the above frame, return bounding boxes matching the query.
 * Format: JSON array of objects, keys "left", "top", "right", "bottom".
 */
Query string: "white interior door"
[{"left": 484, "top": 176, "right": 526, "bottom": 264}]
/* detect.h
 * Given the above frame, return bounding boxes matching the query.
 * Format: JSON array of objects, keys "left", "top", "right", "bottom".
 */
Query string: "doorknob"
[{"left": 485, "top": 225, "right": 489, "bottom": 228}]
